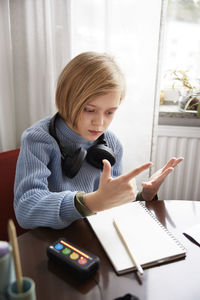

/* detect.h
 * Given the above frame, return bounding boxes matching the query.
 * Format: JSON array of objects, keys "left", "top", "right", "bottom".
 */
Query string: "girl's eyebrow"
[
  {"left": 86, "top": 104, "right": 96, "bottom": 107},
  {"left": 86, "top": 104, "right": 118, "bottom": 110}
]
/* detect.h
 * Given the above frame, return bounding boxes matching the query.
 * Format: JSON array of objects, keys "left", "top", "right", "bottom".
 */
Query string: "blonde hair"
[{"left": 55, "top": 51, "right": 125, "bottom": 127}]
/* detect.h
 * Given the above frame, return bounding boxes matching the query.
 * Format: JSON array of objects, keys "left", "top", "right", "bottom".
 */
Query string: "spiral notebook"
[{"left": 87, "top": 202, "right": 186, "bottom": 274}]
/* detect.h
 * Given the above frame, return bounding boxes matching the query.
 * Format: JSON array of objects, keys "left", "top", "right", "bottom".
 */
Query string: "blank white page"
[{"left": 87, "top": 202, "right": 186, "bottom": 274}]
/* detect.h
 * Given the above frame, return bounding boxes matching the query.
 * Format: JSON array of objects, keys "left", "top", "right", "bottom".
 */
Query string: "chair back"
[{"left": 0, "top": 149, "right": 27, "bottom": 240}]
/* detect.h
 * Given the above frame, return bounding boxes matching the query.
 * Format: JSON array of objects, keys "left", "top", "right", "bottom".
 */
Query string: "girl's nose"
[{"left": 92, "top": 113, "right": 104, "bottom": 126}]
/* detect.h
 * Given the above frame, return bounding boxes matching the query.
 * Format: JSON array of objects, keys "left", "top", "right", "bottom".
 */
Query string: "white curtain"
[
  {"left": 0, "top": 0, "right": 71, "bottom": 151},
  {"left": 0, "top": 0, "right": 163, "bottom": 186},
  {"left": 70, "top": 0, "right": 164, "bottom": 185},
  {"left": 0, "top": 0, "right": 16, "bottom": 150}
]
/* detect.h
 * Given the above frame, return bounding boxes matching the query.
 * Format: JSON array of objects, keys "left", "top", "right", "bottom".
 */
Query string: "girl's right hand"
[{"left": 84, "top": 159, "right": 152, "bottom": 213}]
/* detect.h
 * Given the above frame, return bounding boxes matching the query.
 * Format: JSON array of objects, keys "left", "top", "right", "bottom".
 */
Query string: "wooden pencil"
[
  {"left": 113, "top": 219, "right": 144, "bottom": 276},
  {"left": 8, "top": 219, "right": 23, "bottom": 293}
]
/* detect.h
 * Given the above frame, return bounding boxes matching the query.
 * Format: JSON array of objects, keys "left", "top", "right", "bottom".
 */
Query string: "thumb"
[{"left": 101, "top": 159, "right": 112, "bottom": 182}]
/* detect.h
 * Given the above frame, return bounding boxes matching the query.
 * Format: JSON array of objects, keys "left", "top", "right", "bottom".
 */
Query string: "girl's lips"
[{"left": 89, "top": 130, "right": 102, "bottom": 136}]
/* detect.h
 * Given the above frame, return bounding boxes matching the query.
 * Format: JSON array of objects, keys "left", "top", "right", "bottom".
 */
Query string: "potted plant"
[
  {"left": 179, "top": 91, "right": 200, "bottom": 114},
  {"left": 163, "top": 69, "right": 200, "bottom": 115}
]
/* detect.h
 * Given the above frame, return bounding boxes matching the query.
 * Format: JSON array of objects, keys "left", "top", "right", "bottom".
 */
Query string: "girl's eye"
[
  {"left": 84, "top": 108, "right": 94, "bottom": 113},
  {"left": 106, "top": 111, "right": 114, "bottom": 115}
]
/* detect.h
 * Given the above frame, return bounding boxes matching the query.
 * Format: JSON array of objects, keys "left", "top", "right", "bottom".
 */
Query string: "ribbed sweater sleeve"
[{"left": 14, "top": 122, "right": 80, "bottom": 229}]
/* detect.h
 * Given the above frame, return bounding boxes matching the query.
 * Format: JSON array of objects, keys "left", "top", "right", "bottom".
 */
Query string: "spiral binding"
[{"left": 138, "top": 201, "right": 187, "bottom": 252}]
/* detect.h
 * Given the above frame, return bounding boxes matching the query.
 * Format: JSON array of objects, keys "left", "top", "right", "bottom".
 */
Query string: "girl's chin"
[
  {"left": 84, "top": 135, "right": 101, "bottom": 142},
  {"left": 86, "top": 136, "right": 99, "bottom": 141}
]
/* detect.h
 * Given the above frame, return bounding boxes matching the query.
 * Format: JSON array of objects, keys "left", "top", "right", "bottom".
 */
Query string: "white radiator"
[{"left": 153, "top": 126, "right": 200, "bottom": 200}]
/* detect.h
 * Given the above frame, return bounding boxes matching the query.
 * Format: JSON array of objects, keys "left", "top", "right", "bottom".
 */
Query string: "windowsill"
[{"left": 159, "top": 101, "right": 200, "bottom": 127}]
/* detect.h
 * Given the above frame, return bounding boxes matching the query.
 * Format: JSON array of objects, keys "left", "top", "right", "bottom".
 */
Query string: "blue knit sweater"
[{"left": 14, "top": 115, "right": 123, "bottom": 229}]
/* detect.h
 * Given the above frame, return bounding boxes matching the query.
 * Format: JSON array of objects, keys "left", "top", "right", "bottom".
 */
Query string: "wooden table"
[{"left": 18, "top": 200, "right": 200, "bottom": 300}]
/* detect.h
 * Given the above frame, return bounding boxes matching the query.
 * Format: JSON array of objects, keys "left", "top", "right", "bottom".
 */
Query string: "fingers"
[
  {"left": 121, "top": 162, "right": 152, "bottom": 182},
  {"left": 173, "top": 157, "right": 184, "bottom": 167},
  {"left": 161, "top": 157, "right": 183, "bottom": 172},
  {"left": 143, "top": 167, "right": 174, "bottom": 187},
  {"left": 162, "top": 158, "right": 175, "bottom": 171},
  {"left": 101, "top": 159, "right": 112, "bottom": 181}
]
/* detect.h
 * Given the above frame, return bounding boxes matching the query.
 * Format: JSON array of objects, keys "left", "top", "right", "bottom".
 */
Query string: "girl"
[{"left": 14, "top": 52, "right": 183, "bottom": 229}]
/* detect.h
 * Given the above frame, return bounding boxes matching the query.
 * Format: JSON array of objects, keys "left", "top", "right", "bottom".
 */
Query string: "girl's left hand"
[{"left": 141, "top": 157, "right": 184, "bottom": 201}]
